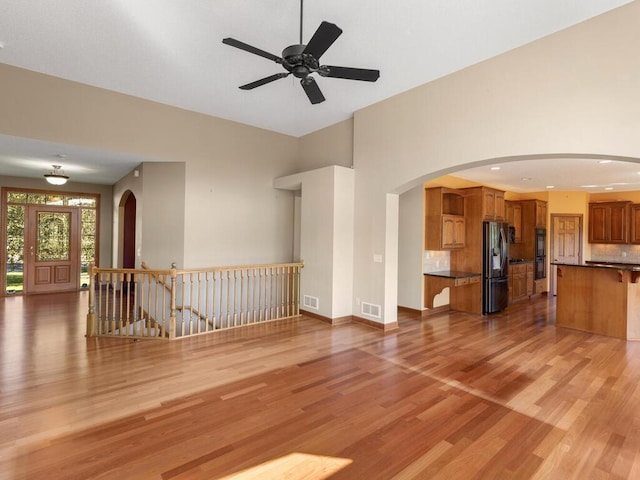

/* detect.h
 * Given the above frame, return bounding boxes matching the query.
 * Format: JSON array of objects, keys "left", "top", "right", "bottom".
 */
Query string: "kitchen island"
[{"left": 552, "top": 262, "right": 640, "bottom": 340}]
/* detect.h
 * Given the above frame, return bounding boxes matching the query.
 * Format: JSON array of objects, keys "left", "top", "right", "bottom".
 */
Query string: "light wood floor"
[{"left": 2, "top": 292, "right": 640, "bottom": 479}]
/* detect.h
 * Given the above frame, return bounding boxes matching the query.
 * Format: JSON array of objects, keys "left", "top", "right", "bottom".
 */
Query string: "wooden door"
[
  {"left": 551, "top": 215, "right": 582, "bottom": 296},
  {"left": 25, "top": 206, "right": 79, "bottom": 294}
]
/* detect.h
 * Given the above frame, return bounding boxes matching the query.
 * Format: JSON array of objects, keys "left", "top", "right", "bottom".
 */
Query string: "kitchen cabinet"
[
  {"left": 509, "top": 261, "right": 534, "bottom": 303},
  {"left": 509, "top": 263, "right": 526, "bottom": 301},
  {"left": 464, "top": 186, "right": 505, "bottom": 221},
  {"left": 441, "top": 215, "right": 466, "bottom": 249},
  {"left": 631, "top": 204, "right": 640, "bottom": 244},
  {"left": 425, "top": 187, "right": 466, "bottom": 250},
  {"left": 535, "top": 200, "right": 547, "bottom": 228},
  {"left": 588, "top": 201, "right": 630, "bottom": 244},
  {"left": 481, "top": 188, "right": 505, "bottom": 221},
  {"left": 526, "top": 263, "right": 534, "bottom": 296},
  {"left": 506, "top": 201, "right": 523, "bottom": 243}
]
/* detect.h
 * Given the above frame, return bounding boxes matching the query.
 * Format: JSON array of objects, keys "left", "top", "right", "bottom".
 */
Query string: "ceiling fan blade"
[
  {"left": 303, "top": 21, "right": 342, "bottom": 60},
  {"left": 321, "top": 66, "right": 380, "bottom": 82},
  {"left": 300, "top": 77, "right": 325, "bottom": 104},
  {"left": 239, "top": 73, "right": 290, "bottom": 90},
  {"left": 222, "top": 38, "right": 282, "bottom": 63}
]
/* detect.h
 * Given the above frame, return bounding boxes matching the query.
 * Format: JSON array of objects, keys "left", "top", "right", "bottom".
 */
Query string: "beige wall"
[
  {"left": 297, "top": 119, "right": 354, "bottom": 172},
  {"left": 274, "top": 166, "right": 355, "bottom": 320},
  {"left": 0, "top": 63, "right": 300, "bottom": 269},
  {"left": 353, "top": 1, "right": 640, "bottom": 323}
]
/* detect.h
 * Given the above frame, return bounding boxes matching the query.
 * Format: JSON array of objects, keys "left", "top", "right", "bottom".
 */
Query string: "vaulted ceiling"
[{"left": 0, "top": 0, "right": 636, "bottom": 187}]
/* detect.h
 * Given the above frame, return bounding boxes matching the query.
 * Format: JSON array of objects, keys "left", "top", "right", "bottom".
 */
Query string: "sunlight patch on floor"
[{"left": 219, "top": 453, "right": 353, "bottom": 480}]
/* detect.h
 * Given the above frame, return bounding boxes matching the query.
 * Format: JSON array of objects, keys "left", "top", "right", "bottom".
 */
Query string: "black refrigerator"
[{"left": 482, "top": 221, "right": 509, "bottom": 314}]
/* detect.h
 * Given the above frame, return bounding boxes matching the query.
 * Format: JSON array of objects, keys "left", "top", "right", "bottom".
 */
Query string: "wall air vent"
[
  {"left": 303, "top": 295, "right": 319, "bottom": 310},
  {"left": 361, "top": 302, "right": 381, "bottom": 318}
]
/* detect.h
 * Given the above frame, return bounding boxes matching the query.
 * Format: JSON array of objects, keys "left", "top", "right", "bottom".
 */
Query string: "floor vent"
[
  {"left": 361, "top": 302, "right": 381, "bottom": 318},
  {"left": 303, "top": 295, "right": 319, "bottom": 310}
]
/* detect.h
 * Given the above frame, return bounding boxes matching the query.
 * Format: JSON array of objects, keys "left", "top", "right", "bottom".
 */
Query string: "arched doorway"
[{"left": 119, "top": 191, "right": 137, "bottom": 269}]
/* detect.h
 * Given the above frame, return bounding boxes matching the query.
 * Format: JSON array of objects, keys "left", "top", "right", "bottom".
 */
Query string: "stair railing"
[{"left": 86, "top": 261, "right": 303, "bottom": 340}]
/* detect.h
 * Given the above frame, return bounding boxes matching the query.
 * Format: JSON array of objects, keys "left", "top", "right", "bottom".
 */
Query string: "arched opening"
[
  {"left": 118, "top": 191, "right": 137, "bottom": 269},
  {"left": 395, "top": 154, "right": 640, "bottom": 315}
]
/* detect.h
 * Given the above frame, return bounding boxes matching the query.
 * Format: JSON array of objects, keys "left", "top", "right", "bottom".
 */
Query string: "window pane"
[
  {"left": 68, "top": 197, "right": 97, "bottom": 207},
  {"left": 27, "top": 193, "right": 47, "bottom": 205},
  {"left": 37, "top": 212, "right": 70, "bottom": 261},
  {"left": 6, "top": 205, "right": 25, "bottom": 293},
  {"left": 81, "top": 208, "right": 96, "bottom": 264},
  {"left": 7, "top": 192, "right": 27, "bottom": 204},
  {"left": 46, "top": 195, "right": 65, "bottom": 206}
]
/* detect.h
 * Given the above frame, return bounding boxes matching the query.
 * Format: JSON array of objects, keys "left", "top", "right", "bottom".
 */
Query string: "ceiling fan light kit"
[
  {"left": 222, "top": 0, "right": 380, "bottom": 104},
  {"left": 44, "top": 164, "right": 69, "bottom": 185}
]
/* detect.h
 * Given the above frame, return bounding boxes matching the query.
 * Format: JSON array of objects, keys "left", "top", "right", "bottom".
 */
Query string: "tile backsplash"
[
  {"left": 590, "top": 244, "right": 640, "bottom": 263},
  {"left": 423, "top": 250, "right": 451, "bottom": 273}
]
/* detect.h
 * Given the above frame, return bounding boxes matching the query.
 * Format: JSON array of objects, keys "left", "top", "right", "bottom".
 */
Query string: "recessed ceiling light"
[
  {"left": 521, "top": 177, "right": 532, "bottom": 181},
  {"left": 546, "top": 185, "right": 555, "bottom": 189},
  {"left": 604, "top": 187, "right": 613, "bottom": 190},
  {"left": 581, "top": 185, "right": 597, "bottom": 188},
  {"left": 490, "top": 166, "right": 500, "bottom": 171},
  {"left": 598, "top": 160, "right": 612, "bottom": 164}
]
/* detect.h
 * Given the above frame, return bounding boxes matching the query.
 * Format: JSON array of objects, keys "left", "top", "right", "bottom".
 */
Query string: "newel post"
[
  {"left": 85, "top": 262, "right": 96, "bottom": 337},
  {"left": 169, "top": 262, "right": 177, "bottom": 339}
]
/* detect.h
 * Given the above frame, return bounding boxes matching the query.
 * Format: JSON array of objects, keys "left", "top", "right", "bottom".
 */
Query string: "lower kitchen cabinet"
[{"left": 509, "top": 261, "right": 534, "bottom": 303}]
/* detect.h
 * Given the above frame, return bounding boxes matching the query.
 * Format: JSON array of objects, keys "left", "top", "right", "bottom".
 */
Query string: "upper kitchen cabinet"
[
  {"left": 506, "top": 201, "right": 522, "bottom": 243},
  {"left": 425, "top": 187, "right": 466, "bottom": 250},
  {"left": 631, "top": 204, "right": 640, "bottom": 244},
  {"left": 588, "top": 201, "right": 631, "bottom": 244},
  {"left": 535, "top": 200, "right": 547, "bottom": 228},
  {"left": 465, "top": 186, "right": 505, "bottom": 221}
]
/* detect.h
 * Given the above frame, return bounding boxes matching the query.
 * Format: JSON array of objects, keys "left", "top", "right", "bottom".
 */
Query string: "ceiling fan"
[{"left": 222, "top": 0, "right": 380, "bottom": 104}]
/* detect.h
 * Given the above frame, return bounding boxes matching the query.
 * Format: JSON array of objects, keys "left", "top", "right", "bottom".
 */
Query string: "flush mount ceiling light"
[{"left": 44, "top": 165, "right": 69, "bottom": 185}]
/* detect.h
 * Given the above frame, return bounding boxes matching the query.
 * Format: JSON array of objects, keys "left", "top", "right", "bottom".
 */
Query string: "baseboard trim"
[
  {"left": 421, "top": 305, "right": 450, "bottom": 317},
  {"left": 397, "top": 306, "right": 421, "bottom": 315},
  {"left": 299, "top": 309, "right": 399, "bottom": 331},
  {"left": 300, "top": 309, "right": 352, "bottom": 326},
  {"left": 352, "top": 315, "right": 399, "bottom": 332}
]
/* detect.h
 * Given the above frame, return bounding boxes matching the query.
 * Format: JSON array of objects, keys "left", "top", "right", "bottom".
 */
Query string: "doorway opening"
[{"left": 119, "top": 191, "right": 137, "bottom": 269}]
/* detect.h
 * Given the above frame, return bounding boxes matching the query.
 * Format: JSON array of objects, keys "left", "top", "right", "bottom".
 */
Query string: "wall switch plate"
[{"left": 373, "top": 254, "right": 383, "bottom": 263}]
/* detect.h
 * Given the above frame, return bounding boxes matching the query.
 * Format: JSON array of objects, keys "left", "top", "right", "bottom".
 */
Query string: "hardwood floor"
[{"left": 2, "top": 292, "right": 640, "bottom": 479}]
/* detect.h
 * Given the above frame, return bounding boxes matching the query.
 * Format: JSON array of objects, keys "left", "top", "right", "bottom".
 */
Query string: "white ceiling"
[{"left": 0, "top": 0, "right": 637, "bottom": 188}]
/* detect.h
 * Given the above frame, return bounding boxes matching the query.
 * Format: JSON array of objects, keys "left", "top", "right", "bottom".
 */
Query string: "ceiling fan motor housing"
[{"left": 282, "top": 44, "right": 318, "bottom": 78}]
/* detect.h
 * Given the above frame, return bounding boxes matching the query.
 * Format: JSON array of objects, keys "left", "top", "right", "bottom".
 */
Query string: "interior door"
[
  {"left": 551, "top": 214, "right": 582, "bottom": 296},
  {"left": 25, "top": 206, "right": 79, "bottom": 294}
]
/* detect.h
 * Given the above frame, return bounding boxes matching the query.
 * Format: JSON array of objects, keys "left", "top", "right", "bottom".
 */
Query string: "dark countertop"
[
  {"left": 509, "top": 258, "right": 533, "bottom": 264},
  {"left": 551, "top": 261, "right": 640, "bottom": 272},
  {"left": 424, "top": 270, "right": 482, "bottom": 279},
  {"left": 585, "top": 260, "right": 640, "bottom": 267}
]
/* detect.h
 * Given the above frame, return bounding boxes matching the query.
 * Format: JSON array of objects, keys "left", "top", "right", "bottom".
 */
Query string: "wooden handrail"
[{"left": 141, "top": 260, "right": 305, "bottom": 274}]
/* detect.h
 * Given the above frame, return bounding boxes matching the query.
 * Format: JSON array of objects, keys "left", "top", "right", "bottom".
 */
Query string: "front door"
[
  {"left": 25, "top": 206, "right": 79, "bottom": 294},
  {"left": 551, "top": 214, "right": 582, "bottom": 296}
]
